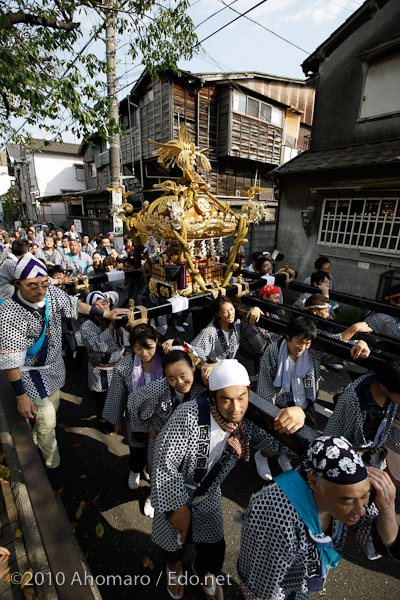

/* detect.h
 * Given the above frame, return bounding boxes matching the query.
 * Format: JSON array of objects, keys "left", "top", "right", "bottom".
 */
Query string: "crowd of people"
[
  {"left": 0, "top": 228, "right": 399, "bottom": 600},
  {"left": 0, "top": 223, "right": 137, "bottom": 279}
]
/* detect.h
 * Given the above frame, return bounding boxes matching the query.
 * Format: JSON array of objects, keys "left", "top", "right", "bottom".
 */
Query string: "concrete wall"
[
  {"left": 311, "top": 0, "right": 400, "bottom": 149},
  {"left": 275, "top": 169, "right": 400, "bottom": 299},
  {"left": 221, "top": 221, "right": 277, "bottom": 266},
  {"left": 41, "top": 202, "right": 68, "bottom": 225}
]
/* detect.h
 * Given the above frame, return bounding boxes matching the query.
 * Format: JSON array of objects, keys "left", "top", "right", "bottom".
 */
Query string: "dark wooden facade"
[
  {"left": 273, "top": 0, "right": 400, "bottom": 299},
  {"left": 119, "top": 70, "right": 315, "bottom": 204}
]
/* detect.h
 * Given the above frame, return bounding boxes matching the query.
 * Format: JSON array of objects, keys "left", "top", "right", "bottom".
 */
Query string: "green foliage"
[
  {"left": 1, "top": 186, "right": 22, "bottom": 214},
  {"left": 0, "top": 1, "right": 198, "bottom": 144}
]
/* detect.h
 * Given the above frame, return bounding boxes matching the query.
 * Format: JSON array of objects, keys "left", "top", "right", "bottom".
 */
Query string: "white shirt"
[
  {"left": 288, "top": 358, "right": 307, "bottom": 409},
  {"left": 176, "top": 390, "right": 185, "bottom": 401},
  {"left": 143, "top": 371, "right": 151, "bottom": 385},
  {"left": 207, "top": 413, "right": 230, "bottom": 473},
  {"left": 261, "top": 274, "right": 275, "bottom": 285}
]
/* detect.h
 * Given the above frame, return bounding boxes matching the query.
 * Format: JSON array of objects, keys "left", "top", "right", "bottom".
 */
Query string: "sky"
[
  {"left": 180, "top": 0, "right": 364, "bottom": 79},
  {"left": 5, "top": 0, "right": 366, "bottom": 145},
  {"left": 115, "top": 0, "right": 365, "bottom": 93}
]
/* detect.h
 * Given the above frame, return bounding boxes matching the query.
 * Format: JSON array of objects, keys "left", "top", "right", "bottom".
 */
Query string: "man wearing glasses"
[{"left": 0, "top": 254, "right": 129, "bottom": 491}]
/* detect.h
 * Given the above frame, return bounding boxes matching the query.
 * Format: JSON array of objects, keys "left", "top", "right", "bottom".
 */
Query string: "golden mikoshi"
[{"left": 117, "top": 125, "right": 268, "bottom": 297}]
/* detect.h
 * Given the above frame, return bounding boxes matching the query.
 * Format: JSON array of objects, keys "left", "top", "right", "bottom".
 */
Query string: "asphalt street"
[{"left": 56, "top": 332, "right": 400, "bottom": 600}]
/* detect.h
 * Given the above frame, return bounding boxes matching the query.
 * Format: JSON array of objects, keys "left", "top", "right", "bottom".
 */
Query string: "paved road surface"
[{"left": 57, "top": 351, "right": 400, "bottom": 600}]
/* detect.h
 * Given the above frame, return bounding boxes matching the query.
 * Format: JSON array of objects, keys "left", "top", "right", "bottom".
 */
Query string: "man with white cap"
[
  {"left": 151, "top": 359, "right": 291, "bottom": 600},
  {"left": 0, "top": 254, "right": 129, "bottom": 490},
  {"left": 238, "top": 435, "right": 400, "bottom": 600}
]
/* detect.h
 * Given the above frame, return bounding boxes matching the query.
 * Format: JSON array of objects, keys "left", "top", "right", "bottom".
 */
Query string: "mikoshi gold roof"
[{"left": 117, "top": 125, "right": 268, "bottom": 293}]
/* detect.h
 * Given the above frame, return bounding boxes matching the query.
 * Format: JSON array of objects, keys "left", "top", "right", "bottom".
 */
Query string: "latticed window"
[{"left": 317, "top": 194, "right": 400, "bottom": 255}]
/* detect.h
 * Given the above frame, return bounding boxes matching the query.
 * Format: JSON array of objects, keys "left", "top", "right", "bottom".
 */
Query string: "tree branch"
[
  {"left": 1, "top": 11, "right": 80, "bottom": 31},
  {"left": 53, "top": 0, "right": 73, "bottom": 23},
  {"left": 1, "top": 92, "right": 10, "bottom": 119}
]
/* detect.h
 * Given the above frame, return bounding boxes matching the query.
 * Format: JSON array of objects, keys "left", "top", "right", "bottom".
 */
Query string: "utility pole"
[{"left": 105, "top": 6, "right": 120, "bottom": 189}]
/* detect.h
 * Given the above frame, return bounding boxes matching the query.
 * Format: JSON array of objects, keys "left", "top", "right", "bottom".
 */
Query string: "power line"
[
  {"left": 300, "top": 0, "right": 347, "bottom": 20},
  {"left": 217, "top": 0, "right": 309, "bottom": 54},
  {"left": 324, "top": 0, "right": 354, "bottom": 12},
  {"left": 29, "top": 2, "right": 282, "bottom": 142},
  {"left": 195, "top": 0, "right": 240, "bottom": 30},
  {"left": 5, "top": 0, "right": 307, "bottom": 146},
  {"left": 193, "top": 48, "right": 236, "bottom": 75},
  {"left": 1, "top": 29, "right": 99, "bottom": 151},
  {"left": 197, "top": 0, "right": 270, "bottom": 46},
  {"left": 115, "top": 0, "right": 235, "bottom": 52}
]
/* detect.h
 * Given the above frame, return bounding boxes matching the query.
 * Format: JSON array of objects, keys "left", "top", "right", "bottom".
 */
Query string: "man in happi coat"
[
  {"left": 238, "top": 435, "right": 400, "bottom": 600},
  {"left": 0, "top": 254, "right": 128, "bottom": 490},
  {"left": 151, "top": 359, "right": 291, "bottom": 600}
]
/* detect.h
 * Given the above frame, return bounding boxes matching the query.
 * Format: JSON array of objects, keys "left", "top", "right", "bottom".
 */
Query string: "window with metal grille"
[{"left": 317, "top": 195, "right": 400, "bottom": 255}]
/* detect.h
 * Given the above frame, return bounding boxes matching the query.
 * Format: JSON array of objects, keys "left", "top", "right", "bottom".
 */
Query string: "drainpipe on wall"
[
  {"left": 272, "top": 173, "right": 281, "bottom": 251},
  {"left": 196, "top": 89, "right": 200, "bottom": 148},
  {"left": 129, "top": 99, "right": 144, "bottom": 189}
]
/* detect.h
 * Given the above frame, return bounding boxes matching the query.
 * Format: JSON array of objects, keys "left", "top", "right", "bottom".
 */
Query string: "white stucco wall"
[
  {"left": 0, "top": 166, "right": 13, "bottom": 195},
  {"left": 33, "top": 153, "right": 85, "bottom": 196}
]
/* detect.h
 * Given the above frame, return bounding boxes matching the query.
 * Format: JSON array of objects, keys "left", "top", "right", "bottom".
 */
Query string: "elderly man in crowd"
[
  {"left": 238, "top": 435, "right": 399, "bottom": 600},
  {"left": 37, "top": 236, "right": 63, "bottom": 267},
  {"left": 57, "top": 234, "right": 71, "bottom": 258},
  {"left": 63, "top": 239, "right": 94, "bottom": 276},
  {"left": 26, "top": 226, "right": 40, "bottom": 247},
  {"left": 69, "top": 223, "right": 81, "bottom": 241}
]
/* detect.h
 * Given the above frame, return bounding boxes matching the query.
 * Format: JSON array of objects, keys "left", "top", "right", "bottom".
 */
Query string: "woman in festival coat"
[
  {"left": 188, "top": 296, "right": 267, "bottom": 383},
  {"left": 77, "top": 291, "right": 128, "bottom": 434},
  {"left": 128, "top": 346, "right": 207, "bottom": 519},
  {"left": 102, "top": 323, "right": 164, "bottom": 490}
]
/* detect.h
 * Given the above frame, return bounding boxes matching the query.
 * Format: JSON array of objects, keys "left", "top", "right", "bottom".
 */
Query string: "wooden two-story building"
[{"left": 117, "top": 69, "right": 315, "bottom": 254}]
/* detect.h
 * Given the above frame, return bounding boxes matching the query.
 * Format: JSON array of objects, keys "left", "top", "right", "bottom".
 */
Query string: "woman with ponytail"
[
  {"left": 127, "top": 342, "right": 206, "bottom": 518},
  {"left": 103, "top": 323, "right": 164, "bottom": 490}
]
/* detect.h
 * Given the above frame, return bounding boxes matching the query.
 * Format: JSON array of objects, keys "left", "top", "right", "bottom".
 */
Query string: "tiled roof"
[
  {"left": 7, "top": 140, "right": 81, "bottom": 157},
  {"left": 27, "top": 139, "right": 81, "bottom": 155},
  {"left": 274, "top": 138, "right": 400, "bottom": 175},
  {"left": 195, "top": 71, "right": 306, "bottom": 84}
]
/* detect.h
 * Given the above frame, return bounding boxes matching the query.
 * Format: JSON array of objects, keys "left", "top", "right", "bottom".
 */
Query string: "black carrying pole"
[
  {"left": 239, "top": 269, "right": 400, "bottom": 318},
  {"left": 248, "top": 390, "right": 318, "bottom": 456},
  {"left": 240, "top": 294, "right": 400, "bottom": 356}
]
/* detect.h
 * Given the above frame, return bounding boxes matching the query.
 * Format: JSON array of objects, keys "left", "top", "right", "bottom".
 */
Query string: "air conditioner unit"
[{"left": 95, "top": 151, "right": 110, "bottom": 169}]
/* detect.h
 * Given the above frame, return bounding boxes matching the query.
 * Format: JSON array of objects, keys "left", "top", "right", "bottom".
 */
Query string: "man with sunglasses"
[{"left": 0, "top": 254, "right": 129, "bottom": 491}]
